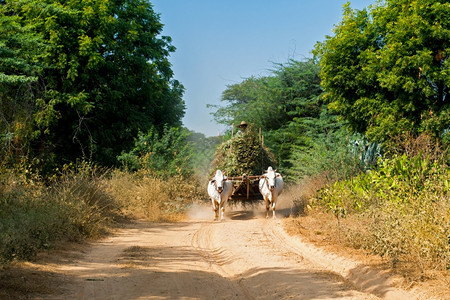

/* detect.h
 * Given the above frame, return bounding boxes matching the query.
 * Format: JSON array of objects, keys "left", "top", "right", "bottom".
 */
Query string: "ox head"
[
  {"left": 210, "top": 169, "right": 228, "bottom": 193},
  {"left": 262, "top": 166, "right": 280, "bottom": 191}
]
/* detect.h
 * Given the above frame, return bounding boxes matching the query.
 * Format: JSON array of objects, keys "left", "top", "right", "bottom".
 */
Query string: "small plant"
[{"left": 350, "top": 135, "right": 382, "bottom": 172}]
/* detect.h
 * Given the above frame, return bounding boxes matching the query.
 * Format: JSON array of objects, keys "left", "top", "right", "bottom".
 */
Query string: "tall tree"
[
  {"left": 314, "top": 0, "right": 449, "bottom": 144},
  {"left": 211, "top": 60, "right": 323, "bottom": 131},
  {"left": 1, "top": 0, "right": 185, "bottom": 166},
  {"left": 209, "top": 59, "right": 330, "bottom": 170},
  {"left": 0, "top": 3, "right": 45, "bottom": 162},
  {"left": 208, "top": 75, "right": 275, "bottom": 130}
]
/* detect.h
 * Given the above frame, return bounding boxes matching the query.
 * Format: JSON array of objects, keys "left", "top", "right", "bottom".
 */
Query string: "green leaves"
[
  {"left": 314, "top": 0, "right": 449, "bottom": 145},
  {"left": 314, "top": 139, "right": 449, "bottom": 269},
  {"left": 1, "top": 0, "right": 185, "bottom": 168},
  {"left": 210, "top": 59, "right": 327, "bottom": 171},
  {"left": 118, "top": 126, "right": 194, "bottom": 178}
]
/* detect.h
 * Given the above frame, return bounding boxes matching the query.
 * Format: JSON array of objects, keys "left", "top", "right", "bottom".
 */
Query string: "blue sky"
[{"left": 151, "top": 0, "right": 375, "bottom": 137}]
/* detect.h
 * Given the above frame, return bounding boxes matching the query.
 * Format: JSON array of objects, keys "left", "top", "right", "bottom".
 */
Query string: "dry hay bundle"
[{"left": 211, "top": 126, "right": 276, "bottom": 177}]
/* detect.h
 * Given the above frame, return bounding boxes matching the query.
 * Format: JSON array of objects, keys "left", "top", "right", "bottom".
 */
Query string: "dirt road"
[{"left": 32, "top": 204, "right": 430, "bottom": 300}]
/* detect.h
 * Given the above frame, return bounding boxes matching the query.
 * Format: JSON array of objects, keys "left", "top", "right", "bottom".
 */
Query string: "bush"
[
  {"left": 0, "top": 161, "right": 205, "bottom": 265},
  {"left": 313, "top": 134, "right": 449, "bottom": 270},
  {"left": 0, "top": 162, "right": 119, "bottom": 264},
  {"left": 288, "top": 131, "right": 375, "bottom": 183},
  {"left": 117, "top": 126, "right": 194, "bottom": 178}
]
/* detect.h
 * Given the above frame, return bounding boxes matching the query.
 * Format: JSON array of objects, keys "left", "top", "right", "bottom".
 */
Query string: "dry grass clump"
[
  {"left": 0, "top": 162, "right": 120, "bottom": 264},
  {"left": 286, "top": 173, "right": 331, "bottom": 216},
  {"left": 106, "top": 169, "right": 206, "bottom": 222}
]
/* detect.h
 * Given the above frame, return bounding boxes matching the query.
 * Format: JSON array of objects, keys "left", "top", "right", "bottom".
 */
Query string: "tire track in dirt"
[
  {"left": 191, "top": 222, "right": 255, "bottom": 300},
  {"left": 192, "top": 212, "right": 379, "bottom": 299}
]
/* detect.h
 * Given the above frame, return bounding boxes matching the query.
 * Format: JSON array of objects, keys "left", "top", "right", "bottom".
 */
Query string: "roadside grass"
[
  {"left": 0, "top": 162, "right": 120, "bottom": 264},
  {"left": 106, "top": 169, "right": 206, "bottom": 222},
  {"left": 290, "top": 133, "right": 449, "bottom": 284},
  {"left": 0, "top": 163, "right": 206, "bottom": 265}
]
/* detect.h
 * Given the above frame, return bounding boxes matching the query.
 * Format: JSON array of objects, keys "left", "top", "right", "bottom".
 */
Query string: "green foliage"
[
  {"left": 118, "top": 127, "right": 221, "bottom": 181},
  {"left": 314, "top": 0, "right": 449, "bottom": 144},
  {"left": 209, "top": 59, "right": 329, "bottom": 171},
  {"left": 118, "top": 126, "right": 194, "bottom": 178},
  {"left": 209, "top": 76, "right": 274, "bottom": 129},
  {"left": 188, "top": 132, "right": 222, "bottom": 180},
  {"left": 211, "top": 59, "right": 322, "bottom": 131},
  {"left": 350, "top": 135, "right": 382, "bottom": 172},
  {"left": 0, "top": 3, "right": 46, "bottom": 164},
  {"left": 288, "top": 129, "right": 364, "bottom": 183},
  {"left": 0, "top": 0, "right": 185, "bottom": 167},
  {"left": 0, "top": 5, "right": 43, "bottom": 85},
  {"left": 211, "top": 126, "right": 276, "bottom": 177},
  {"left": 314, "top": 137, "right": 449, "bottom": 269}
]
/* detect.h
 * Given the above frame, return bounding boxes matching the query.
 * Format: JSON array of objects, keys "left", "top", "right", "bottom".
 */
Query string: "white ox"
[
  {"left": 259, "top": 166, "right": 284, "bottom": 219},
  {"left": 207, "top": 170, "right": 233, "bottom": 221}
]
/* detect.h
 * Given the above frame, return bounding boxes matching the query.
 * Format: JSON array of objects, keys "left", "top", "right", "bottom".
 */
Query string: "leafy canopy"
[
  {"left": 314, "top": 0, "right": 449, "bottom": 144},
  {"left": 0, "top": 0, "right": 185, "bottom": 167},
  {"left": 0, "top": 2, "right": 46, "bottom": 162},
  {"left": 209, "top": 59, "right": 340, "bottom": 172}
]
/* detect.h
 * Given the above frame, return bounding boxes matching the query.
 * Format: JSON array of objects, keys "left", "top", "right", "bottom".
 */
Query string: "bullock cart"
[
  {"left": 227, "top": 174, "right": 262, "bottom": 202},
  {"left": 210, "top": 122, "right": 276, "bottom": 203}
]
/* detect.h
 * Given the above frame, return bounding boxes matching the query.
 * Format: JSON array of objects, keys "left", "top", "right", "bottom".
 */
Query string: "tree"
[
  {"left": 314, "top": 0, "right": 449, "bottom": 144},
  {"left": 1, "top": 0, "right": 185, "bottom": 167},
  {"left": 118, "top": 126, "right": 193, "bottom": 178},
  {"left": 210, "top": 60, "right": 323, "bottom": 132},
  {"left": 209, "top": 59, "right": 330, "bottom": 170},
  {"left": 208, "top": 75, "right": 275, "bottom": 130},
  {"left": 0, "top": 3, "right": 45, "bottom": 163}
]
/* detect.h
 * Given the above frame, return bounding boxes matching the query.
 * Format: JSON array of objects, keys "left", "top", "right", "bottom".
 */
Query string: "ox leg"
[
  {"left": 220, "top": 205, "right": 225, "bottom": 221},
  {"left": 272, "top": 201, "right": 277, "bottom": 219},
  {"left": 265, "top": 199, "right": 270, "bottom": 219},
  {"left": 213, "top": 200, "right": 219, "bottom": 221}
]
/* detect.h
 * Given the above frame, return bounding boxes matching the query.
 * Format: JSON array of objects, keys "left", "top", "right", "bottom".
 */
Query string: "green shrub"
[
  {"left": 314, "top": 138, "right": 449, "bottom": 270},
  {"left": 117, "top": 126, "right": 194, "bottom": 178},
  {"left": 289, "top": 130, "right": 364, "bottom": 183}
]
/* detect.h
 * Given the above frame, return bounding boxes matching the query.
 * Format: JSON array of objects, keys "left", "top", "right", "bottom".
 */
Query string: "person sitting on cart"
[{"left": 236, "top": 121, "right": 248, "bottom": 135}]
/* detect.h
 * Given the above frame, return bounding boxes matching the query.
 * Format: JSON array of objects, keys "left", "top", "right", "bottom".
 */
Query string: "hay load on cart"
[{"left": 210, "top": 122, "right": 277, "bottom": 203}]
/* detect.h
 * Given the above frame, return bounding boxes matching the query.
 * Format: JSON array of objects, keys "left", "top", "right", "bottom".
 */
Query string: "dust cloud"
[{"left": 187, "top": 194, "right": 298, "bottom": 221}]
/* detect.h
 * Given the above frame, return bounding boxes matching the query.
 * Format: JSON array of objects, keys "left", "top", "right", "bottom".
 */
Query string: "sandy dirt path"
[{"left": 37, "top": 204, "right": 426, "bottom": 300}]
